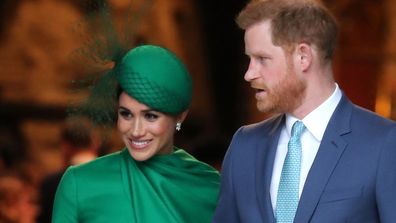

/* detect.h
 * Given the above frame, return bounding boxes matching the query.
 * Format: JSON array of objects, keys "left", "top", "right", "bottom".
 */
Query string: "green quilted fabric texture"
[{"left": 117, "top": 45, "right": 192, "bottom": 115}]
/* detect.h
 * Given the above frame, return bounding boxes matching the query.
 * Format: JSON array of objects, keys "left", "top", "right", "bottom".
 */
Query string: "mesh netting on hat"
[
  {"left": 118, "top": 70, "right": 189, "bottom": 115},
  {"left": 67, "top": 0, "right": 154, "bottom": 131},
  {"left": 116, "top": 45, "right": 192, "bottom": 115}
]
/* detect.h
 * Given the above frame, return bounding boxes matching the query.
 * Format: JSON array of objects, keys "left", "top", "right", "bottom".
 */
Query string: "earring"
[{"left": 176, "top": 122, "right": 182, "bottom": 131}]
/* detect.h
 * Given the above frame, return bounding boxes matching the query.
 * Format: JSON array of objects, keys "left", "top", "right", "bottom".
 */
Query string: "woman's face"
[{"left": 117, "top": 92, "right": 185, "bottom": 161}]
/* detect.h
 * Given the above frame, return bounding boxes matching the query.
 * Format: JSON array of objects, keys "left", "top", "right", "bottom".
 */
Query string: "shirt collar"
[{"left": 286, "top": 83, "right": 342, "bottom": 141}]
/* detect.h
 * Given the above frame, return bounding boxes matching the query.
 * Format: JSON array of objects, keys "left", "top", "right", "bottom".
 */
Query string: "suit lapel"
[
  {"left": 294, "top": 95, "right": 353, "bottom": 222},
  {"left": 255, "top": 115, "right": 285, "bottom": 223}
]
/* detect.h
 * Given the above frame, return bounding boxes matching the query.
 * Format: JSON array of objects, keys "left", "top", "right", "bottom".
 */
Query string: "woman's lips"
[{"left": 128, "top": 139, "right": 152, "bottom": 150}]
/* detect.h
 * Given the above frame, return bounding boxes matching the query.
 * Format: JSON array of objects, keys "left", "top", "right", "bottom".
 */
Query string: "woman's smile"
[{"left": 128, "top": 138, "right": 152, "bottom": 150}]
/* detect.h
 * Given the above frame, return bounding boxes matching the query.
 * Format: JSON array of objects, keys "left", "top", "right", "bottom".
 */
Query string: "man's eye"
[{"left": 258, "top": 57, "right": 267, "bottom": 64}]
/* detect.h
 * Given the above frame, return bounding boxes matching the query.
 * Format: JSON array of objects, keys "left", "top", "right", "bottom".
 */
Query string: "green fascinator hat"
[{"left": 117, "top": 45, "right": 192, "bottom": 115}]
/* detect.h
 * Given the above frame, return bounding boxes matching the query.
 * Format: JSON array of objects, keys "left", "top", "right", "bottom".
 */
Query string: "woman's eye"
[
  {"left": 144, "top": 113, "right": 158, "bottom": 121},
  {"left": 119, "top": 110, "right": 132, "bottom": 119}
]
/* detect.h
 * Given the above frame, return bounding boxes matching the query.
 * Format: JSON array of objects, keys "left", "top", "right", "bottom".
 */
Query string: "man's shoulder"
[
  {"left": 350, "top": 103, "right": 396, "bottom": 128},
  {"left": 335, "top": 97, "right": 396, "bottom": 138},
  {"left": 238, "top": 114, "right": 284, "bottom": 135},
  {"left": 337, "top": 93, "right": 395, "bottom": 127}
]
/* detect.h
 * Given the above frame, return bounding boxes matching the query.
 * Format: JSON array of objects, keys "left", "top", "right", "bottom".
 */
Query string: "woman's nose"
[{"left": 131, "top": 119, "right": 145, "bottom": 137}]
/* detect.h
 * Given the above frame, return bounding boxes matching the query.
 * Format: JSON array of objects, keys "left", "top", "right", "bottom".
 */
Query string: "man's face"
[{"left": 244, "top": 20, "right": 306, "bottom": 114}]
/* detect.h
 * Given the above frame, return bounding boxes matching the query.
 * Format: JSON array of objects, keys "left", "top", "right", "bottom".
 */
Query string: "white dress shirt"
[{"left": 270, "top": 84, "right": 342, "bottom": 210}]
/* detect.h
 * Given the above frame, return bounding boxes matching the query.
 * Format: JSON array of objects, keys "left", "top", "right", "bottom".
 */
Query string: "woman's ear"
[
  {"left": 177, "top": 110, "right": 189, "bottom": 123},
  {"left": 175, "top": 110, "right": 189, "bottom": 131},
  {"left": 296, "top": 43, "right": 313, "bottom": 72}
]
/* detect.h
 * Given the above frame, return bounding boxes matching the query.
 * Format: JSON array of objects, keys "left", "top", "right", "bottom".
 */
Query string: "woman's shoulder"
[
  {"left": 66, "top": 150, "right": 124, "bottom": 176},
  {"left": 170, "top": 149, "right": 220, "bottom": 175}
]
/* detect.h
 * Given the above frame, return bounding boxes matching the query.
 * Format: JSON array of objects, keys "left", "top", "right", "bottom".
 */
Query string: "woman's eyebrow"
[{"left": 118, "top": 106, "right": 130, "bottom": 111}]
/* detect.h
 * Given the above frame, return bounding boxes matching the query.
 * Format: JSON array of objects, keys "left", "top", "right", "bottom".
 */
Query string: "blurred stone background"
[{"left": 0, "top": 0, "right": 396, "bottom": 184}]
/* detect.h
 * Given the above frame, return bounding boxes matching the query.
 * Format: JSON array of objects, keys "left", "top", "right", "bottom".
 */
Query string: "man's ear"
[{"left": 296, "top": 43, "right": 313, "bottom": 72}]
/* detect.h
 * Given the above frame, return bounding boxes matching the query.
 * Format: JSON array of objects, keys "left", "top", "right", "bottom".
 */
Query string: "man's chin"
[{"left": 257, "top": 102, "right": 274, "bottom": 113}]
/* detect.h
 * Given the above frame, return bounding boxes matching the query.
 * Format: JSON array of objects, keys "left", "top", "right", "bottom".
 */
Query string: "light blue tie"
[{"left": 276, "top": 121, "right": 306, "bottom": 223}]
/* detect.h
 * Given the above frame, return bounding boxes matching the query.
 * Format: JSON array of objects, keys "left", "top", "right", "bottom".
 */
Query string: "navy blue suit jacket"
[{"left": 213, "top": 95, "right": 396, "bottom": 223}]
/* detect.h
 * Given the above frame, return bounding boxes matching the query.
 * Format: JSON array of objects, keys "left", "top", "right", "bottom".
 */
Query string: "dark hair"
[
  {"left": 236, "top": 0, "right": 338, "bottom": 63},
  {"left": 61, "top": 117, "right": 93, "bottom": 148}
]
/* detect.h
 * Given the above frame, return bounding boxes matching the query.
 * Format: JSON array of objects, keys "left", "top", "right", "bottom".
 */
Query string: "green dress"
[{"left": 52, "top": 148, "right": 220, "bottom": 223}]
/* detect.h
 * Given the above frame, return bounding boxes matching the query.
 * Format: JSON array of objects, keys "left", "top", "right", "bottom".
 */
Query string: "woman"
[{"left": 52, "top": 45, "right": 220, "bottom": 223}]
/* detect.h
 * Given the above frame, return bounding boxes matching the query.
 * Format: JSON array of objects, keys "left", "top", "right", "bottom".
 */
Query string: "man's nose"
[{"left": 244, "top": 60, "right": 259, "bottom": 82}]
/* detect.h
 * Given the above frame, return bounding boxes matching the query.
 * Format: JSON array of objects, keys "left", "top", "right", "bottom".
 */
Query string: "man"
[
  {"left": 37, "top": 116, "right": 99, "bottom": 223},
  {"left": 213, "top": 0, "right": 396, "bottom": 222}
]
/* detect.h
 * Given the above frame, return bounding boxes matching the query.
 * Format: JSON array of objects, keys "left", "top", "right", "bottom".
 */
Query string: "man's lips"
[
  {"left": 250, "top": 84, "right": 265, "bottom": 92},
  {"left": 251, "top": 86, "right": 267, "bottom": 99},
  {"left": 255, "top": 90, "right": 267, "bottom": 100}
]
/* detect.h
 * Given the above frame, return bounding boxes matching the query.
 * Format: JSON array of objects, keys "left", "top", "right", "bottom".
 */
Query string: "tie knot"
[{"left": 291, "top": 121, "right": 305, "bottom": 138}]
